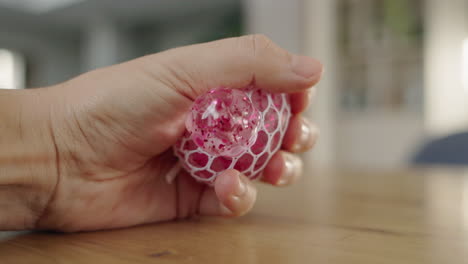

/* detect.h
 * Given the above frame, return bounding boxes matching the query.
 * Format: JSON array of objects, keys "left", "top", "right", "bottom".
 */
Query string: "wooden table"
[{"left": 2, "top": 167, "right": 468, "bottom": 263}]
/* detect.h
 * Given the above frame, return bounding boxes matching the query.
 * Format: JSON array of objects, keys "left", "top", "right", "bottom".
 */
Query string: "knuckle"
[
  {"left": 236, "top": 34, "right": 291, "bottom": 64},
  {"left": 250, "top": 34, "right": 273, "bottom": 51},
  {"left": 238, "top": 34, "right": 274, "bottom": 57},
  {"left": 250, "top": 34, "right": 272, "bottom": 47}
]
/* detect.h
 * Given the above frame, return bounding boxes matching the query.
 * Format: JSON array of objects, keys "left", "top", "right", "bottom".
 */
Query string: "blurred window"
[
  {"left": 338, "top": 0, "right": 424, "bottom": 113},
  {"left": 0, "top": 49, "right": 25, "bottom": 89}
]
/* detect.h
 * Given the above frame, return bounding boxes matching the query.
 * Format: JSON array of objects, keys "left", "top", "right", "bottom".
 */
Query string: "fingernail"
[
  {"left": 308, "top": 87, "right": 316, "bottom": 103},
  {"left": 303, "top": 88, "right": 315, "bottom": 109},
  {"left": 233, "top": 173, "right": 248, "bottom": 198},
  {"left": 277, "top": 153, "right": 302, "bottom": 186},
  {"left": 220, "top": 204, "right": 233, "bottom": 216},
  {"left": 292, "top": 119, "right": 312, "bottom": 152},
  {"left": 291, "top": 55, "right": 323, "bottom": 79}
]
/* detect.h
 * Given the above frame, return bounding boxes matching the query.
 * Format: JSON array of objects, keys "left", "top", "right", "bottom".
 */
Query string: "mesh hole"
[
  {"left": 188, "top": 152, "right": 209, "bottom": 168},
  {"left": 254, "top": 152, "right": 269, "bottom": 170},
  {"left": 272, "top": 93, "right": 283, "bottom": 109},
  {"left": 234, "top": 153, "right": 254, "bottom": 171},
  {"left": 264, "top": 108, "right": 279, "bottom": 133},
  {"left": 250, "top": 130, "right": 268, "bottom": 154},
  {"left": 195, "top": 170, "right": 213, "bottom": 179},
  {"left": 270, "top": 132, "right": 281, "bottom": 152},
  {"left": 210, "top": 156, "right": 233, "bottom": 172}
]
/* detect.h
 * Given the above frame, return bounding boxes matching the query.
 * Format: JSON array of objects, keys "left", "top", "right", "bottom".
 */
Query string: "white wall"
[
  {"left": 303, "top": 0, "right": 339, "bottom": 166},
  {"left": 424, "top": 0, "right": 468, "bottom": 136},
  {"left": 243, "top": 0, "right": 302, "bottom": 53}
]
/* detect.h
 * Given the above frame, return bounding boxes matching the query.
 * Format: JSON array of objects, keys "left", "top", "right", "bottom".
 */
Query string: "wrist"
[{"left": 0, "top": 88, "right": 59, "bottom": 230}]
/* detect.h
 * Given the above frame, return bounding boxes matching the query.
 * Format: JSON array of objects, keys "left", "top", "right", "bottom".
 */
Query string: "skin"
[{"left": 0, "top": 35, "right": 322, "bottom": 232}]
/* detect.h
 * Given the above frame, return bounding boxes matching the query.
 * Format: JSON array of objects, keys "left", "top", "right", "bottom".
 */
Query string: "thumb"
[{"left": 138, "top": 34, "right": 323, "bottom": 99}]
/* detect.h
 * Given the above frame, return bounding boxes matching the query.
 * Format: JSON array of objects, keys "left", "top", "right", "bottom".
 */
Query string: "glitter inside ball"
[
  {"left": 186, "top": 87, "right": 261, "bottom": 157},
  {"left": 174, "top": 86, "right": 291, "bottom": 184}
]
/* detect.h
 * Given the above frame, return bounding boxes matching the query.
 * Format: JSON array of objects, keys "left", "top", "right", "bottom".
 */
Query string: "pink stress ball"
[{"left": 173, "top": 86, "right": 291, "bottom": 184}]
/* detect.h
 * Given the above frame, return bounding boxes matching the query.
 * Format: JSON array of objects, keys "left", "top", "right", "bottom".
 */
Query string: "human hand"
[{"left": 5, "top": 35, "right": 322, "bottom": 231}]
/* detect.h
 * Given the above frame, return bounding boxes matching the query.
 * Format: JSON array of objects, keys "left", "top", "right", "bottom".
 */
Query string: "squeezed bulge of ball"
[{"left": 186, "top": 88, "right": 261, "bottom": 157}]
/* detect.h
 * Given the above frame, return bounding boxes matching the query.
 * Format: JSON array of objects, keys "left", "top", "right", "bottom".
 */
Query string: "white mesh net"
[{"left": 173, "top": 88, "right": 291, "bottom": 184}]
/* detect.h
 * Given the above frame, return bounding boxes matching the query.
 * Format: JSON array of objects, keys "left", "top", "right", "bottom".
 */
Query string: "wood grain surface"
[{"left": 2, "top": 167, "right": 468, "bottom": 263}]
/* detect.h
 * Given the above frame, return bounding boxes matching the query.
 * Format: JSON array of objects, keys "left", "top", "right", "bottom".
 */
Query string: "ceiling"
[{"left": 0, "top": 0, "right": 240, "bottom": 32}]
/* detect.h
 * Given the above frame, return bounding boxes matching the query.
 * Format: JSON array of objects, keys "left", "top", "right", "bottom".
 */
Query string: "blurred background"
[{"left": 0, "top": 0, "right": 467, "bottom": 170}]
